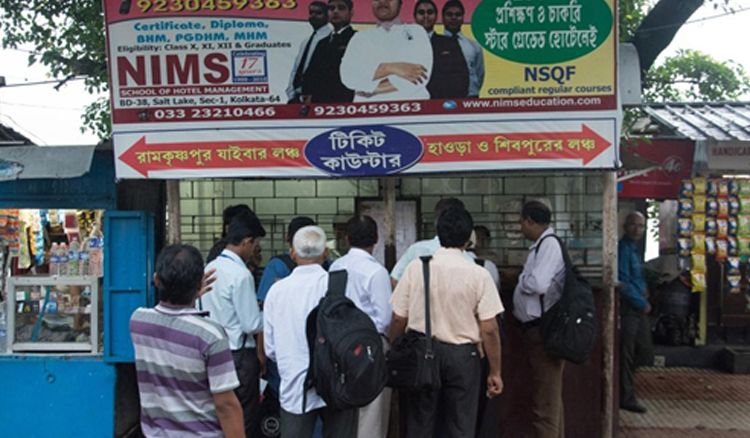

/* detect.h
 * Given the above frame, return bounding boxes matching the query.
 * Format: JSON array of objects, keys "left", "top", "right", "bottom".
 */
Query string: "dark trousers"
[
  {"left": 232, "top": 347, "right": 260, "bottom": 437},
  {"left": 522, "top": 326, "right": 565, "bottom": 438},
  {"left": 406, "top": 342, "right": 481, "bottom": 438},
  {"left": 620, "top": 306, "right": 654, "bottom": 405},
  {"left": 280, "top": 406, "right": 357, "bottom": 438}
]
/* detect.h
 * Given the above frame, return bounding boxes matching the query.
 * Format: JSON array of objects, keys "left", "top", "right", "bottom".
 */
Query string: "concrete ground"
[{"left": 619, "top": 367, "right": 750, "bottom": 437}]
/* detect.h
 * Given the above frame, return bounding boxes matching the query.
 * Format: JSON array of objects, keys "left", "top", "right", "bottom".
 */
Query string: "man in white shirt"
[
  {"left": 340, "top": 0, "right": 432, "bottom": 102},
  {"left": 441, "top": 0, "right": 485, "bottom": 97},
  {"left": 201, "top": 211, "right": 266, "bottom": 437},
  {"left": 390, "top": 197, "right": 471, "bottom": 285},
  {"left": 264, "top": 226, "right": 358, "bottom": 437},
  {"left": 329, "top": 215, "right": 392, "bottom": 438},
  {"left": 286, "top": 1, "right": 332, "bottom": 103},
  {"left": 512, "top": 200, "right": 566, "bottom": 438}
]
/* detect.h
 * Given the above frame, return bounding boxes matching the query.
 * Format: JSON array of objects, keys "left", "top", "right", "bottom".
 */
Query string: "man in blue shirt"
[{"left": 618, "top": 211, "right": 652, "bottom": 414}]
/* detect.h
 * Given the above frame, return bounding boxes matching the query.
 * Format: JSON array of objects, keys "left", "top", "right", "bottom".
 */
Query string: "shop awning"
[
  {"left": 642, "top": 102, "right": 750, "bottom": 141},
  {"left": 0, "top": 145, "right": 96, "bottom": 181}
]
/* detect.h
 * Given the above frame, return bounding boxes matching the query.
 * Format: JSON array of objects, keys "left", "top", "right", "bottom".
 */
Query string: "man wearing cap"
[{"left": 201, "top": 210, "right": 267, "bottom": 437}]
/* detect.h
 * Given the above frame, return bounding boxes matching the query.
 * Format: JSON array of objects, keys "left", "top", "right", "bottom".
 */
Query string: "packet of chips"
[
  {"left": 692, "top": 253, "right": 707, "bottom": 271},
  {"left": 693, "top": 177, "right": 707, "bottom": 194},
  {"left": 729, "top": 216, "right": 738, "bottom": 236},
  {"left": 679, "top": 257, "right": 692, "bottom": 272},
  {"left": 678, "top": 238, "right": 692, "bottom": 257},
  {"left": 740, "top": 179, "right": 750, "bottom": 195},
  {"left": 707, "top": 179, "right": 720, "bottom": 197},
  {"left": 728, "top": 275, "right": 742, "bottom": 294},
  {"left": 680, "top": 179, "right": 694, "bottom": 198},
  {"left": 694, "top": 195, "right": 707, "bottom": 213},
  {"left": 706, "top": 197, "right": 718, "bottom": 216},
  {"left": 719, "top": 179, "right": 730, "bottom": 198},
  {"left": 705, "top": 236, "right": 716, "bottom": 255},
  {"left": 729, "top": 237, "right": 739, "bottom": 256},
  {"left": 706, "top": 218, "right": 718, "bottom": 236},
  {"left": 716, "top": 239, "right": 728, "bottom": 261},
  {"left": 729, "top": 179, "right": 741, "bottom": 196},
  {"left": 730, "top": 197, "right": 740, "bottom": 216},
  {"left": 679, "top": 198, "right": 694, "bottom": 217},
  {"left": 739, "top": 215, "right": 750, "bottom": 235},
  {"left": 717, "top": 219, "right": 728, "bottom": 239},
  {"left": 727, "top": 257, "right": 741, "bottom": 275},
  {"left": 740, "top": 236, "right": 750, "bottom": 257},
  {"left": 678, "top": 218, "right": 693, "bottom": 236},
  {"left": 718, "top": 198, "right": 729, "bottom": 218},
  {"left": 741, "top": 196, "right": 750, "bottom": 213},
  {"left": 692, "top": 214, "right": 706, "bottom": 233},
  {"left": 691, "top": 271, "right": 707, "bottom": 293}
]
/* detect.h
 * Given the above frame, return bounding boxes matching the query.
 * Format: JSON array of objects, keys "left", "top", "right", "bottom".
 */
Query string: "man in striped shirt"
[{"left": 130, "top": 244, "right": 244, "bottom": 437}]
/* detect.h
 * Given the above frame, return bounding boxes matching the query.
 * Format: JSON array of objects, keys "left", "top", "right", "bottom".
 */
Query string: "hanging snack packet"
[
  {"left": 707, "top": 179, "right": 719, "bottom": 197},
  {"left": 730, "top": 197, "right": 740, "bottom": 216},
  {"left": 727, "top": 257, "right": 741, "bottom": 275},
  {"left": 728, "top": 275, "right": 742, "bottom": 294},
  {"left": 678, "top": 238, "right": 692, "bottom": 257},
  {"left": 692, "top": 214, "right": 706, "bottom": 233},
  {"left": 693, "top": 177, "right": 707, "bottom": 194},
  {"left": 678, "top": 218, "right": 693, "bottom": 236},
  {"left": 716, "top": 239, "right": 729, "bottom": 261},
  {"left": 729, "top": 237, "right": 739, "bottom": 256},
  {"left": 741, "top": 196, "right": 750, "bottom": 213},
  {"left": 719, "top": 179, "right": 730, "bottom": 198},
  {"left": 679, "top": 198, "right": 694, "bottom": 217},
  {"left": 692, "top": 233, "right": 706, "bottom": 254},
  {"left": 718, "top": 198, "right": 729, "bottom": 218},
  {"left": 740, "top": 236, "right": 750, "bottom": 257},
  {"left": 706, "top": 197, "right": 718, "bottom": 216},
  {"left": 705, "top": 236, "right": 717, "bottom": 255},
  {"left": 729, "top": 216, "right": 738, "bottom": 236},
  {"left": 680, "top": 179, "right": 694, "bottom": 198},
  {"left": 692, "top": 252, "right": 707, "bottom": 271},
  {"left": 740, "top": 179, "right": 750, "bottom": 195},
  {"left": 706, "top": 217, "right": 718, "bottom": 236},
  {"left": 694, "top": 195, "right": 707, "bottom": 213},
  {"left": 717, "top": 219, "right": 729, "bottom": 239},
  {"left": 679, "top": 256, "right": 692, "bottom": 272},
  {"left": 739, "top": 215, "right": 750, "bottom": 235},
  {"left": 691, "top": 271, "right": 707, "bottom": 293},
  {"left": 729, "top": 179, "right": 741, "bottom": 196}
]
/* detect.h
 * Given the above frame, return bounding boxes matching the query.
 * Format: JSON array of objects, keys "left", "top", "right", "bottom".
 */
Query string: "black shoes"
[{"left": 620, "top": 401, "right": 648, "bottom": 413}]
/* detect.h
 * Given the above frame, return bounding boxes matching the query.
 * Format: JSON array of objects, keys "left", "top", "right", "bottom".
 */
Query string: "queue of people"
[
  {"left": 130, "top": 196, "right": 645, "bottom": 437},
  {"left": 288, "top": 0, "right": 485, "bottom": 104}
]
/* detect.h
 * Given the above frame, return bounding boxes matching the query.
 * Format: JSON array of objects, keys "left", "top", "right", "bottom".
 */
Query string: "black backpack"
[
  {"left": 276, "top": 253, "right": 331, "bottom": 272},
  {"left": 536, "top": 235, "right": 597, "bottom": 364},
  {"left": 303, "top": 270, "right": 388, "bottom": 411}
]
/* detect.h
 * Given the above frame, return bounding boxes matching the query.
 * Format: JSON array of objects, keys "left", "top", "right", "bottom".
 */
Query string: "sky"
[{"left": 0, "top": 1, "right": 748, "bottom": 146}]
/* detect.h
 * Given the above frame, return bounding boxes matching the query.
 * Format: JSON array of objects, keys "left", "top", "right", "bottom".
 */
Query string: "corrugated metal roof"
[{"left": 643, "top": 102, "right": 750, "bottom": 142}]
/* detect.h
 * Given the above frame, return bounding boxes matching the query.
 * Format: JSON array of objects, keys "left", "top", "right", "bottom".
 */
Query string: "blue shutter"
[{"left": 103, "top": 211, "right": 155, "bottom": 363}]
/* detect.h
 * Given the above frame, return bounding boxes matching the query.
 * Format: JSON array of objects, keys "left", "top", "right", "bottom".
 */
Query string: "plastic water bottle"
[
  {"left": 68, "top": 238, "right": 80, "bottom": 276},
  {"left": 79, "top": 240, "right": 90, "bottom": 276},
  {"left": 88, "top": 224, "right": 103, "bottom": 277},
  {"left": 50, "top": 243, "right": 60, "bottom": 275},
  {"left": 59, "top": 242, "right": 69, "bottom": 276}
]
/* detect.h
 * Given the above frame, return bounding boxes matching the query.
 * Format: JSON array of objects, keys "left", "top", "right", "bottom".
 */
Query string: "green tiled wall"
[{"left": 179, "top": 174, "right": 604, "bottom": 267}]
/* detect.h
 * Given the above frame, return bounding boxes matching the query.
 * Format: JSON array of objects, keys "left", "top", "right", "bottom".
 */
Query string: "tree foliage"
[
  {"left": 643, "top": 49, "right": 750, "bottom": 102},
  {"left": 0, "top": 0, "right": 110, "bottom": 139}
]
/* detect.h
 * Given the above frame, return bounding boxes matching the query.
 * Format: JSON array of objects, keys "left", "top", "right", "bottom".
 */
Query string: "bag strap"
[
  {"left": 302, "top": 305, "right": 319, "bottom": 414},
  {"left": 326, "top": 269, "right": 348, "bottom": 298},
  {"left": 535, "top": 233, "right": 571, "bottom": 316},
  {"left": 277, "top": 253, "right": 297, "bottom": 272},
  {"left": 420, "top": 255, "right": 434, "bottom": 358}
]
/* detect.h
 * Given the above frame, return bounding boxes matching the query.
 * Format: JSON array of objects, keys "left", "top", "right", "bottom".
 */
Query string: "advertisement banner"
[
  {"left": 617, "top": 139, "right": 694, "bottom": 199},
  {"left": 104, "top": 0, "right": 619, "bottom": 178}
]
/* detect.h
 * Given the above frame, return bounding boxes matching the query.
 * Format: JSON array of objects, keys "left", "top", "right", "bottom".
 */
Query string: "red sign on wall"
[{"left": 618, "top": 139, "right": 694, "bottom": 199}]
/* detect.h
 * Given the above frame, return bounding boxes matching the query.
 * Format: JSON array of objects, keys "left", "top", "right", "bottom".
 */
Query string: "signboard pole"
[
  {"left": 602, "top": 171, "right": 617, "bottom": 438},
  {"left": 166, "top": 180, "right": 181, "bottom": 244},
  {"left": 383, "top": 177, "right": 397, "bottom": 271}
]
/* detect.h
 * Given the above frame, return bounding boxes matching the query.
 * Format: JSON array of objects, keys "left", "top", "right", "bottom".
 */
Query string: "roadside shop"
[{"left": 0, "top": 145, "right": 160, "bottom": 437}]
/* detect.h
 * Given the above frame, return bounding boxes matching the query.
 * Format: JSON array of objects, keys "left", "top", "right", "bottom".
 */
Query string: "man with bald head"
[{"left": 618, "top": 211, "right": 652, "bottom": 414}]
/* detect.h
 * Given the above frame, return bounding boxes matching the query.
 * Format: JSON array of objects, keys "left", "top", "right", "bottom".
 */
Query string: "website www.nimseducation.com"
[{"left": 462, "top": 96, "right": 603, "bottom": 109}]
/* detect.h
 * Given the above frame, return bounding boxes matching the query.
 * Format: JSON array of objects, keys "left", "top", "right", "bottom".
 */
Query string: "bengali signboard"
[{"left": 104, "top": 0, "right": 619, "bottom": 178}]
